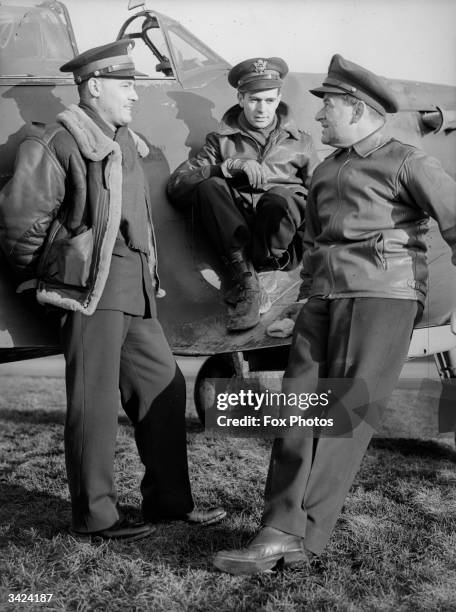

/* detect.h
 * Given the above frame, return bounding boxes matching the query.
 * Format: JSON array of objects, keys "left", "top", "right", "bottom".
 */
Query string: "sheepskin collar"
[{"left": 57, "top": 104, "right": 149, "bottom": 161}]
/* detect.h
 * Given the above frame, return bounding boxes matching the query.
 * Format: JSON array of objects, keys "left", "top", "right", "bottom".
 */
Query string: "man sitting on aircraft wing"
[
  {"left": 213, "top": 54, "right": 456, "bottom": 575},
  {"left": 0, "top": 40, "right": 225, "bottom": 543},
  {"left": 167, "top": 57, "right": 319, "bottom": 332}
]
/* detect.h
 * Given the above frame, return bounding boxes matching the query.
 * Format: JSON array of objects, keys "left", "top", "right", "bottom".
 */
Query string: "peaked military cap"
[
  {"left": 60, "top": 39, "right": 144, "bottom": 84},
  {"left": 228, "top": 57, "right": 288, "bottom": 93},
  {"left": 310, "top": 54, "right": 399, "bottom": 115}
]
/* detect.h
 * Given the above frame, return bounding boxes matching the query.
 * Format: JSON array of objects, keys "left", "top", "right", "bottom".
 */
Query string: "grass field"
[{"left": 1, "top": 374, "right": 456, "bottom": 611}]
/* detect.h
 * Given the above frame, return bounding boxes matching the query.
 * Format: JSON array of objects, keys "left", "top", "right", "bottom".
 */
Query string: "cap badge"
[{"left": 252, "top": 59, "right": 268, "bottom": 73}]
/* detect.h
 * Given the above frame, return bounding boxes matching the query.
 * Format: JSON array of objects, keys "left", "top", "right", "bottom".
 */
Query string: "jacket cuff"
[
  {"left": 17, "top": 278, "right": 38, "bottom": 293},
  {"left": 202, "top": 164, "right": 224, "bottom": 179}
]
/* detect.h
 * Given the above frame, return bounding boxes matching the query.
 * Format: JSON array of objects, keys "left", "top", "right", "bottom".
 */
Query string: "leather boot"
[{"left": 225, "top": 250, "right": 261, "bottom": 332}]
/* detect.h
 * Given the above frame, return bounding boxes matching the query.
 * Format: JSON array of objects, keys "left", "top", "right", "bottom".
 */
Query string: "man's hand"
[
  {"left": 451, "top": 310, "right": 456, "bottom": 334},
  {"left": 229, "top": 159, "right": 266, "bottom": 189}
]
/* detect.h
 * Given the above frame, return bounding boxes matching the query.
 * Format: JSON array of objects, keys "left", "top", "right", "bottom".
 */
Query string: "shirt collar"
[{"left": 219, "top": 103, "right": 300, "bottom": 140}]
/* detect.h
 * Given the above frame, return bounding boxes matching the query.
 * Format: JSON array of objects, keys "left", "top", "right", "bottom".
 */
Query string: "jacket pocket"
[
  {"left": 45, "top": 228, "right": 94, "bottom": 287},
  {"left": 371, "top": 233, "right": 387, "bottom": 270}
]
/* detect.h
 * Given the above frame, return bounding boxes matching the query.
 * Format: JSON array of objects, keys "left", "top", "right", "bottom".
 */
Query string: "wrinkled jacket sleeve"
[
  {"left": 167, "top": 132, "right": 223, "bottom": 206},
  {"left": 400, "top": 149, "right": 456, "bottom": 263},
  {"left": 298, "top": 188, "right": 320, "bottom": 300},
  {"left": 0, "top": 136, "right": 65, "bottom": 279},
  {"left": 298, "top": 135, "right": 321, "bottom": 190}
]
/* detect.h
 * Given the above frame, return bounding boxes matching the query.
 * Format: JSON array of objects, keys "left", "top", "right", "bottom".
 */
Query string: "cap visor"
[
  {"left": 97, "top": 69, "right": 147, "bottom": 79},
  {"left": 309, "top": 84, "right": 347, "bottom": 98},
  {"left": 240, "top": 78, "right": 283, "bottom": 92}
]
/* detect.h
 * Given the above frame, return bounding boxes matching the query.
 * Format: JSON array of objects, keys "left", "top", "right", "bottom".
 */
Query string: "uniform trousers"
[
  {"left": 263, "top": 297, "right": 420, "bottom": 554},
  {"left": 195, "top": 177, "right": 305, "bottom": 270},
  {"left": 60, "top": 309, "right": 194, "bottom": 532}
]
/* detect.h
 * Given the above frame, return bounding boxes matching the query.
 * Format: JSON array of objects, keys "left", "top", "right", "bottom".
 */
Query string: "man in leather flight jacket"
[
  {"left": 213, "top": 54, "right": 456, "bottom": 575},
  {"left": 0, "top": 40, "right": 225, "bottom": 542},
  {"left": 167, "top": 56, "right": 319, "bottom": 332}
]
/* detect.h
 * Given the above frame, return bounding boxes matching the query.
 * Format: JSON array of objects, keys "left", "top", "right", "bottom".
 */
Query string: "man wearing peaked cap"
[
  {"left": 0, "top": 41, "right": 226, "bottom": 543},
  {"left": 213, "top": 54, "right": 456, "bottom": 575},
  {"left": 228, "top": 56, "right": 289, "bottom": 92},
  {"left": 309, "top": 53, "right": 399, "bottom": 115},
  {"left": 60, "top": 39, "right": 146, "bottom": 82},
  {"left": 167, "top": 56, "right": 319, "bottom": 332}
]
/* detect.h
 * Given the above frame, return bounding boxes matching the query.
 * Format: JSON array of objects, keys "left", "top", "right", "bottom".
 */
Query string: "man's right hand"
[{"left": 229, "top": 159, "right": 266, "bottom": 189}]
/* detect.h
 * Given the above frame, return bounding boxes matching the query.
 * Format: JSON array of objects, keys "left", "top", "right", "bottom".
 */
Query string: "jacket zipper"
[
  {"left": 244, "top": 131, "right": 286, "bottom": 209},
  {"left": 241, "top": 133, "right": 262, "bottom": 161},
  {"left": 329, "top": 148, "right": 351, "bottom": 236},
  {"left": 241, "top": 130, "right": 286, "bottom": 164},
  {"left": 324, "top": 149, "right": 352, "bottom": 297},
  {"left": 325, "top": 247, "right": 335, "bottom": 298},
  {"left": 238, "top": 134, "right": 263, "bottom": 208},
  {"left": 259, "top": 131, "right": 285, "bottom": 163}
]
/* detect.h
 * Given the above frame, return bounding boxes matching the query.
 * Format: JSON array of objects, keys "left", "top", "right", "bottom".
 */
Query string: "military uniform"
[
  {"left": 57, "top": 98, "right": 193, "bottom": 532},
  {"left": 0, "top": 41, "right": 227, "bottom": 540},
  {"left": 214, "top": 54, "right": 456, "bottom": 573},
  {"left": 167, "top": 57, "right": 319, "bottom": 331}
]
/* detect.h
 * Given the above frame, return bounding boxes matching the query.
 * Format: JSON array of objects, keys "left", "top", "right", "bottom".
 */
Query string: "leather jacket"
[
  {"left": 300, "top": 128, "right": 456, "bottom": 303},
  {"left": 167, "top": 102, "right": 319, "bottom": 210},
  {"left": 0, "top": 105, "right": 159, "bottom": 315}
]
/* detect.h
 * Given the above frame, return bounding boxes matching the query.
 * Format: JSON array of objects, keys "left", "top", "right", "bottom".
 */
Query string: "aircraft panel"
[{"left": 0, "top": 3, "right": 456, "bottom": 362}]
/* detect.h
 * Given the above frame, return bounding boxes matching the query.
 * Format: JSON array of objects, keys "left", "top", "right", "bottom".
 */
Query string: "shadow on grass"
[
  {"left": 0, "top": 483, "right": 70, "bottom": 546},
  {"left": 371, "top": 438, "right": 456, "bottom": 462},
  {"left": 0, "top": 485, "right": 248, "bottom": 569},
  {"left": 0, "top": 407, "right": 204, "bottom": 434},
  {"left": 111, "top": 519, "right": 252, "bottom": 570},
  {"left": 117, "top": 414, "right": 204, "bottom": 433},
  {"left": 0, "top": 407, "right": 65, "bottom": 425}
]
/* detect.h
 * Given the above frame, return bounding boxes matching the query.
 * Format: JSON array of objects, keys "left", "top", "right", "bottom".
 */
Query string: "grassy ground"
[{"left": 1, "top": 375, "right": 456, "bottom": 611}]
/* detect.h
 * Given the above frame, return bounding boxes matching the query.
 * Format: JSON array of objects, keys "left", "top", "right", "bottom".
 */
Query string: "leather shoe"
[
  {"left": 147, "top": 506, "right": 227, "bottom": 526},
  {"left": 184, "top": 507, "right": 227, "bottom": 525},
  {"left": 213, "top": 526, "right": 307, "bottom": 575},
  {"left": 68, "top": 518, "right": 155, "bottom": 543}
]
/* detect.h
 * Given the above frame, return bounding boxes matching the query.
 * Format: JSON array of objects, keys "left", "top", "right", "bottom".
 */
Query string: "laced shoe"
[
  {"left": 225, "top": 251, "right": 261, "bottom": 332},
  {"left": 226, "top": 278, "right": 261, "bottom": 331}
]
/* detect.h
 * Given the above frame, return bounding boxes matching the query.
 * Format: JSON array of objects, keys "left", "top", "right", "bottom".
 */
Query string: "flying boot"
[{"left": 224, "top": 250, "right": 262, "bottom": 332}]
